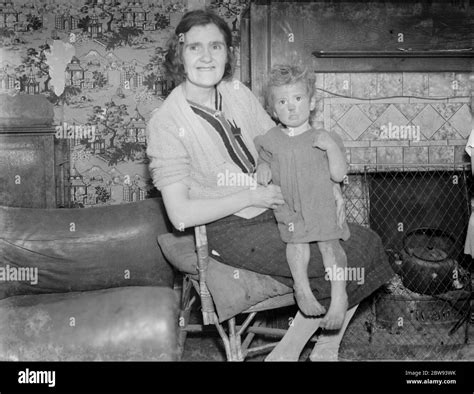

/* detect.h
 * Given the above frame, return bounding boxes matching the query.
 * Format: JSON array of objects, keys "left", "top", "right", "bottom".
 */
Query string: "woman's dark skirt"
[{"left": 206, "top": 210, "right": 395, "bottom": 310}]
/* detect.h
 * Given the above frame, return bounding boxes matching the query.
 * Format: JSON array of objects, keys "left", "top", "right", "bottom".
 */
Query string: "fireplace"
[{"left": 341, "top": 164, "right": 471, "bottom": 359}]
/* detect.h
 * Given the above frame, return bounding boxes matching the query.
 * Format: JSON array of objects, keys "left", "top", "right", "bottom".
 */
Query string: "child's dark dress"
[{"left": 254, "top": 126, "right": 350, "bottom": 244}]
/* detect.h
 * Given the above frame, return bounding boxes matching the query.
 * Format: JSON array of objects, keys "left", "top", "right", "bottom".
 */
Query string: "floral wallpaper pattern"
[{"left": 0, "top": 0, "right": 249, "bottom": 207}]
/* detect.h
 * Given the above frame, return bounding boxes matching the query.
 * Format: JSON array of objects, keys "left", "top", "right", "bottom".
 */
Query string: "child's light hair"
[{"left": 266, "top": 64, "right": 315, "bottom": 112}]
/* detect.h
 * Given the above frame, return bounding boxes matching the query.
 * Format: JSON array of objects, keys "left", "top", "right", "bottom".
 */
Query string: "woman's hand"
[
  {"left": 256, "top": 162, "right": 272, "bottom": 186},
  {"left": 249, "top": 184, "right": 285, "bottom": 209}
]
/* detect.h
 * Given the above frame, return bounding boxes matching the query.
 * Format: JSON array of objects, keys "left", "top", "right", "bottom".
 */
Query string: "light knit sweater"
[{"left": 146, "top": 80, "right": 275, "bottom": 200}]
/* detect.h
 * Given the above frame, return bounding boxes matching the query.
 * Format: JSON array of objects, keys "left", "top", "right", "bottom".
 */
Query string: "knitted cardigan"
[{"left": 146, "top": 80, "right": 275, "bottom": 200}]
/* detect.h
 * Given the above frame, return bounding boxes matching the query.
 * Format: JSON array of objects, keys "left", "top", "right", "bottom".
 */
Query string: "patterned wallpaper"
[{"left": 0, "top": 0, "right": 249, "bottom": 207}]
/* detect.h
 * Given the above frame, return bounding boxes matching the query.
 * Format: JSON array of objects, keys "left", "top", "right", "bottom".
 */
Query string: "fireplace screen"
[{"left": 339, "top": 164, "right": 472, "bottom": 360}]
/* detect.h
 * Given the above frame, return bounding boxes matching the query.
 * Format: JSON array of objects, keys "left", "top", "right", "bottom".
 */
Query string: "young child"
[{"left": 254, "top": 65, "right": 350, "bottom": 329}]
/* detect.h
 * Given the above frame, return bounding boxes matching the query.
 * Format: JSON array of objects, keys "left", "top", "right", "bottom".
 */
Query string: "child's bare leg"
[
  {"left": 286, "top": 243, "right": 326, "bottom": 317},
  {"left": 318, "top": 240, "right": 348, "bottom": 330}
]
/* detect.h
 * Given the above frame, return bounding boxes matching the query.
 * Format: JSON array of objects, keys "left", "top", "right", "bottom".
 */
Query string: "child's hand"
[
  {"left": 256, "top": 162, "right": 272, "bottom": 186},
  {"left": 313, "top": 131, "right": 337, "bottom": 151}
]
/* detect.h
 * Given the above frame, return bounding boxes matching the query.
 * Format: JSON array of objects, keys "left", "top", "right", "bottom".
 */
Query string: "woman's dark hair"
[{"left": 164, "top": 9, "right": 235, "bottom": 84}]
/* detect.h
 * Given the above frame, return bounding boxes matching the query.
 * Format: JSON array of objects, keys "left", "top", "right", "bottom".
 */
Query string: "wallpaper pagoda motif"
[{"left": 0, "top": 0, "right": 248, "bottom": 207}]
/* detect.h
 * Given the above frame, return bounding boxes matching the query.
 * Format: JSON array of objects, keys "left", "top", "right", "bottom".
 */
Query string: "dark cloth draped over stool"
[{"left": 206, "top": 210, "right": 395, "bottom": 310}]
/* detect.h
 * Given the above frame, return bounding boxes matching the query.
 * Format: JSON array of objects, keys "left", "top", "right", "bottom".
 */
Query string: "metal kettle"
[{"left": 398, "top": 227, "right": 457, "bottom": 295}]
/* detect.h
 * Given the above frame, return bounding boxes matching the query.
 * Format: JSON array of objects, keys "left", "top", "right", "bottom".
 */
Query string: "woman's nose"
[
  {"left": 288, "top": 102, "right": 296, "bottom": 110},
  {"left": 200, "top": 47, "right": 212, "bottom": 61}
]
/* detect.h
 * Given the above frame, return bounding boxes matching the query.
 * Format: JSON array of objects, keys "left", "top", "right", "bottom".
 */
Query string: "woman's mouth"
[{"left": 197, "top": 66, "right": 215, "bottom": 71}]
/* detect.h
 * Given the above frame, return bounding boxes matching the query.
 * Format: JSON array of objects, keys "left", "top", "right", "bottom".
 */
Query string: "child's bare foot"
[
  {"left": 320, "top": 291, "right": 348, "bottom": 330},
  {"left": 294, "top": 285, "right": 326, "bottom": 317}
]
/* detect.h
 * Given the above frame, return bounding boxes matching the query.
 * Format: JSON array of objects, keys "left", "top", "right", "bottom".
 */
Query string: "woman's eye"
[
  {"left": 296, "top": 96, "right": 302, "bottom": 101},
  {"left": 189, "top": 45, "right": 199, "bottom": 51},
  {"left": 278, "top": 100, "right": 286, "bottom": 105},
  {"left": 212, "top": 44, "right": 223, "bottom": 50}
]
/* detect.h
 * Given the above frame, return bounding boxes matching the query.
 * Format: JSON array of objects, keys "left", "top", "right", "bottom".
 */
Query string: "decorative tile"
[
  {"left": 454, "top": 73, "right": 471, "bottom": 96},
  {"left": 358, "top": 104, "right": 389, "bottom": 122},
  {"left": 324, "top": 101, "right": 330, "bottom": 129},
  {"left": 359, "top": 124, "right": 383, "bottom": 141},
  {"left": 406, "top": 121, "right": 426, "bottom": 142},
  {"left": 428, "top": 146, "right": 454, "bottom": 164},
  {"left": 350, "top": 147, "right": 376, "bottom": 164},
  {"left": 377, "top": 73, "right": 402, "bottom": 96},
  {"left": 428, "top": 73, "right": 455, "bottom": 97},
  {"left": 337, "top": 106, "right": 372, "bottom": 140},
  {"left": 431, "top": 103, "right": 463, "bottom": 120},
  {"left": 403, "top": 147, "right": 429, "bottom": 164},
  {"left": 344, "top": 141, "right": 370, "bottom": 148},
  {"left": 349, "top": 164, "right": 369, "bottom": 172},
  {"left": 371, "top": 140, "right": 409, "bottom": 147},
  {"left": 411, "top": 140, "right": 446, "bottom": 146},
  {"left": 351, "top": 73, "right": 378, "bottom": 99},
  {"left": 411, "top": 105, "right": 445, "bottom": 139},
  {"left": 446, "top": 97, "right": 471, "bottom": 103},
  {"left": 454, "top": 145, "right": 469, "bottom": 164},
  {"left": 431, "top": 122, "right": 463, "bottom": 140},
  {"left": 402, "top": 73, "right": 428, "bottom": 96},
  {"left": 449, "top": 104, "right": 472, "bottom": 138},
  {"left": 314, "top": 73, "right": 325, "bottom": 89},
  {"left": 373, "top": 104, "right": 409, "bottom": 130},
  {"left": 331, "top": 122, "right": 352, "bottom": 141},
  {"left": 394, "top": 103, "right": 426, "bottom": 120},
  {"left": 334, "top": 73, "right": 351, "bottom": 95},
  {"left": 447, "top": 139, "right": 469, "bottom": 146},
  {"left": 330, "top": 104, "right": 352, "bottom": 121},
  {"left": 376, "top": 147, "right": 403, "bottom": 164},
  {"left": 324, "top": 73, "right": 336, "bottom": 89}
]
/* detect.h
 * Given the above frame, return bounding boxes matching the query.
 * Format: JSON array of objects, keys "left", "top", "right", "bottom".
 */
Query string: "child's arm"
[{"left": 313, "top": 130, "right": 347, "bottom": 182}]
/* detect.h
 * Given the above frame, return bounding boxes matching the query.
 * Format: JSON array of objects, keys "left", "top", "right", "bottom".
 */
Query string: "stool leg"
[
  {"left": 177, "top": 276, "right": 194, "bottom": 359},
  {"left": 228, "top": 317, "right": 243, "bottom": 361},
  {"left": 214, "top": 321, "right": 232, "bottom": 360}
]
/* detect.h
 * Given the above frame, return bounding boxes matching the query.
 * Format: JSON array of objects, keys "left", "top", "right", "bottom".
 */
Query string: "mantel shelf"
[{"left": 313, "top": 50, "right": 474, "bottom": 58}]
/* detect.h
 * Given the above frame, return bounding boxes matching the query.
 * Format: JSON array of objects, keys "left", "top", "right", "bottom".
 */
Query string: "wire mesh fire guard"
[{"left": 340, "top": 163, "right": 472, "bottom": 360}]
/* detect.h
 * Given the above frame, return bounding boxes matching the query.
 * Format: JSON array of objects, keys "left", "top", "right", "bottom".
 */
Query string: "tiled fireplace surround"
[{"left": 310, "top": 72, "right": 472, "bottom": 170}]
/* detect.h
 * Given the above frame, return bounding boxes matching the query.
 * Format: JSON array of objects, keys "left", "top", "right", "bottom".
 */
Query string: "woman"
[{"left": 147, "top": 9, "right": 394, "bottom": 361}]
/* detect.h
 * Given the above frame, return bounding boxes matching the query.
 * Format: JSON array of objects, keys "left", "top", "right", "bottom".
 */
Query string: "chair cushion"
[
  {"left": 0, "top": 286, "right": 179, "bottom": 361},
  {"left": 158, "top": 233, "right": 292, "bottom": 321}
]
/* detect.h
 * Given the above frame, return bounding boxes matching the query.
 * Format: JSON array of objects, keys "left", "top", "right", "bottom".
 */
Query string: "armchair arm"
[{"left": 194, "top": 225, "right": 217, "bottom": 325}]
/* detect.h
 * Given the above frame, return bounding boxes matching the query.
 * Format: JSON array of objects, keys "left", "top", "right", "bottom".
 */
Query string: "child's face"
[{"left": 271, "top": 81, "right": 315, "bottom": 128}]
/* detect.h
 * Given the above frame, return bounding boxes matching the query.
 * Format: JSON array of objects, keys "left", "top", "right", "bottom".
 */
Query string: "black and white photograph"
[{"left": 0, "top": 0, "right": 472, "bottom": 393}]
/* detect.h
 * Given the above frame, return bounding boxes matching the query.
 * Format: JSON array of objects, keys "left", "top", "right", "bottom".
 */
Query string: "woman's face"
[{"left": 182, "top": 23, "right": 228, "bottom": 90}]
